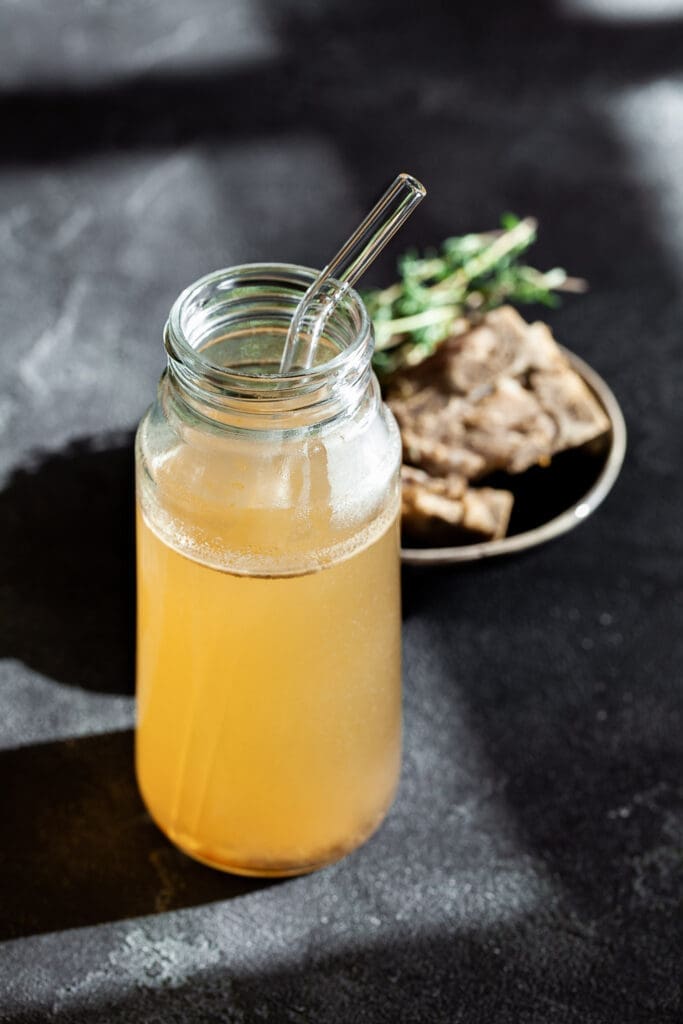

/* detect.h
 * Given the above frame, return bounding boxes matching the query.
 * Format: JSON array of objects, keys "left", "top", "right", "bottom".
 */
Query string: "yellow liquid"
[{"left": 136, "top": 510, "right": 402, "bottom": 876}]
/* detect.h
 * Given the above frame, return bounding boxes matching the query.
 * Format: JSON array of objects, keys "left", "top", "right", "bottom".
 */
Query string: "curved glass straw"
[{"left": 279, "top": 172, "right": 427, "bottom": 373}]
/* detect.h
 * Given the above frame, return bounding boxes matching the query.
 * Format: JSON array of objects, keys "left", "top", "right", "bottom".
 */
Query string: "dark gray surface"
[{"left": 1, "top": 1, "right": 682, "bottom": 1020}]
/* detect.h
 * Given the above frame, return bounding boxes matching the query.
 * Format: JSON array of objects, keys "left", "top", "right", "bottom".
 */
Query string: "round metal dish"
[{"left": 400, "top": 348, "right": 627, "bottom": 566}]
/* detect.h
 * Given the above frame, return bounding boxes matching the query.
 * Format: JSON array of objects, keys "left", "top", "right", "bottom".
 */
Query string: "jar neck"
[{"left": 163, "top": 264, "right": 375, "bottom": 432}]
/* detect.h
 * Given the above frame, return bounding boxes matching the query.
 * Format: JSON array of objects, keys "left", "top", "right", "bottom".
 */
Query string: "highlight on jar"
[{"left": 135, "top": 174, "right": 427, "bottom": 877}]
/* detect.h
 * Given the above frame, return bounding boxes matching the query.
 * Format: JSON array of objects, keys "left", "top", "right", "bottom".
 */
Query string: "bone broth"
[
  {"left": 134, "top": 264, "right": 403, "bottom": 876},
  {"left": 136, "top": 500, "right": 401, "bottom": 875}
]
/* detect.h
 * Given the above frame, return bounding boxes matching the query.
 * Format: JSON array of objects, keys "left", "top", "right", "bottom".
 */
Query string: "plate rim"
[{"left": 400, "top": 347, "right": 627, "bottom": 566}]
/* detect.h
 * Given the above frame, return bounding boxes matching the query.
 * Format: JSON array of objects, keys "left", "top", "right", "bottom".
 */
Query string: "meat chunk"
[
  {"left": 387, "top": 306, "right": 565, "bottom": 403},
  {"left": 462, "top": 379, "right": 558, "bottom": 474},
  {"left": 389, "top": 306, "right": 610, "bottom": 545},
  {"left": 531, "top": 369, "right": 611, "bottom": 453},
  {"left": 395, "top": 392, "right": 488, "bottom": 477},
  {"left": 401, "top": 465, "right": 513, "bottom": 544},
  {"left": 388, "top": 305, "right": 609, "bottom": 482}
]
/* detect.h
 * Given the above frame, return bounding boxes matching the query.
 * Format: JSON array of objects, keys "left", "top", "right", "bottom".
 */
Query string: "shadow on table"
[
  {"left": 0, "top": 434, "right": 137, "bottom": 695},
  {"left": 2, "top": 0, "right": 683, "bottom": 167},
  {"left": 0, "top": 729, "right": 273, "bottom": 942}
]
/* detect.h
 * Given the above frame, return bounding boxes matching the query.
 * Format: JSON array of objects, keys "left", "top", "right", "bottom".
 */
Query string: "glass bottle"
[{"left": 135, "top": 264, "right": 402, "bottom": 877}]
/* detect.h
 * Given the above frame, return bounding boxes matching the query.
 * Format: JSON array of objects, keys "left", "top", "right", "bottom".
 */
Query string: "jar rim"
[{"left": 165, "top": 262, "right": 373, "bottom": 392}]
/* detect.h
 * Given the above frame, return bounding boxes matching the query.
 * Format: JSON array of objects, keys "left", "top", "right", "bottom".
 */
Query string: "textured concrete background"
[{"left": 1, "top": 1, "right": 682, "bottom": 1021}]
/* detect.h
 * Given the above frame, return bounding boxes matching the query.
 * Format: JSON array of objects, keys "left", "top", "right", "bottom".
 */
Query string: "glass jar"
[{"left": 135, "top": 264, "right": 402, "bottom": 877}]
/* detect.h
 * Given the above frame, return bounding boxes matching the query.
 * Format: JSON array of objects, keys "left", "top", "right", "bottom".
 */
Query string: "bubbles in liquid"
[{"left": 140, "top": 407, "right": 399, "bottom": 578}]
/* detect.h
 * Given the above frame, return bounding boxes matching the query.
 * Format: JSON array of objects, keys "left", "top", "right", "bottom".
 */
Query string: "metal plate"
[{"left": 400, "top": 348, "right": 627, "bottom": 565}]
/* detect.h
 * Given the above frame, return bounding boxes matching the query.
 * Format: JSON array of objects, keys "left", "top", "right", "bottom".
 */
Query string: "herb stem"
[{"left": 364, "top": 214, "right": 584, "bottom": 378}]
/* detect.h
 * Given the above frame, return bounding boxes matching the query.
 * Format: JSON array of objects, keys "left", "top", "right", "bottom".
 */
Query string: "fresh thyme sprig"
[{"left": 365, "top": 214, "right": 586, "bottom": 378}]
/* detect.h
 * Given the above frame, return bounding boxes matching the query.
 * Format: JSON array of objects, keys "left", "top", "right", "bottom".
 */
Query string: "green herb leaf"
[{"left": 367, "top": 215, "right": 585, "bottom": 379}]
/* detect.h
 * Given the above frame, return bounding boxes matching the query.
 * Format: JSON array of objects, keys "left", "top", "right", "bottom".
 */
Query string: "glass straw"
[{"left": 279, "top": 172, "right": 426, "bottom": 373}]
